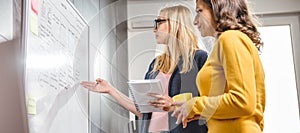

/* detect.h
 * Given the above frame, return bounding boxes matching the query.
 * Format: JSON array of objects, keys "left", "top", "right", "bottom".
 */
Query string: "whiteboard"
[{"left": 23, "top": 0, "right": 89, "bottom": 132}]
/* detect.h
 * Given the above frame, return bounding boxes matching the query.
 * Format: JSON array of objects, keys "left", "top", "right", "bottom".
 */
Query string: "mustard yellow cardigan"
[{"left": 186, "top": 30, "right": 265, "bottom": 133}]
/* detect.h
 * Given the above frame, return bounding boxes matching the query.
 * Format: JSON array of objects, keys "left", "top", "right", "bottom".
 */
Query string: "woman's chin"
[
  {"left": 155, "top": 40, "right": 162, "bottom": 44},
  {"left": 157, "top": 42, "right": 167, "bottom": 45}
]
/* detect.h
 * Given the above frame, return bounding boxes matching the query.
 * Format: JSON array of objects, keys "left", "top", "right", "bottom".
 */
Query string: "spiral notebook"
[{"left": 128, "top": 79, "right": 164, "bottom": 113}]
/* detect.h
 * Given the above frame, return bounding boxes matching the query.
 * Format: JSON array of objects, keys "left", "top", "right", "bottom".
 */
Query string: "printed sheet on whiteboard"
[{"left": 24, "top": 0, "right": 89, "bottom": 132}]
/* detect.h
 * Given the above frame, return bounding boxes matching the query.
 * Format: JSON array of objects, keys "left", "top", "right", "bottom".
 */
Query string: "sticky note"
[
  {"left": 31, "top": 0, "right": 39, "bottom": 14},
  {"left": 172, "top": 93, "right": 192, "bottom": 109},
  {"left": 30, "top": 13, "right": 39, "bottom": 36},
  {"left": 27, "top": 96, "right": 37, "bottom": 115}
]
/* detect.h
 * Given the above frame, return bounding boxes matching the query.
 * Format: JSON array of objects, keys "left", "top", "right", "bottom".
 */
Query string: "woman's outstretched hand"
[
  {"left": 80, "top": 78, "right": 113, "bottom": 94},
  {"left": 148, "top": 93, "right": 175, "bottom": 112}
]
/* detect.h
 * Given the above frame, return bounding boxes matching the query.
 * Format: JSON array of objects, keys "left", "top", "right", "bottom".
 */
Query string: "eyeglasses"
[{"left": 153, "top": 19, "right": 168, "bottom": 29}]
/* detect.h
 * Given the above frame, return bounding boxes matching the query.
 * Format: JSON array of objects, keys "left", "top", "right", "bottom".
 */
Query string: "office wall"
[
  {"left": 0, "top": 0, "right": 29, "bottom": 132},
  {"left": 73, "top": 0, "right": 129, "bottom": 133},
  {"left": 0, "top": 0, "right": 128, "bottom": 132},
  {"left": 0, "top": 41, "right": 28, "bottom": 133},
  {"left": 0, "top": 0, "right": 13, "bottom": 43},
  {"left": 127, "top": 0, "right": 300, "bottom": 81},
  {"left": 250, "top": 0, "right": 300, "bottom": 14},
  {"left": 127, "top": 0, "right": 196, "bottom": 81}
]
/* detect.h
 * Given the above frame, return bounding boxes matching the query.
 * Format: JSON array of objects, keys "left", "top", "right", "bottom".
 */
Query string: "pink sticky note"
[{"left": 31, "top": 0, "right": 39, "bottom": 14}]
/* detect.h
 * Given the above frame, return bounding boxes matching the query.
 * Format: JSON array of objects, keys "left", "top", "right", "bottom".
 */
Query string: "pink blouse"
[{"left": 148, "top": 72, "right": 171, "bottom": 133}]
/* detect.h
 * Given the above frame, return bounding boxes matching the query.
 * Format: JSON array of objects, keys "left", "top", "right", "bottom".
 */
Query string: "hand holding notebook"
[{"left": 128, "top": 79, "right": 165, "bottom": 113}]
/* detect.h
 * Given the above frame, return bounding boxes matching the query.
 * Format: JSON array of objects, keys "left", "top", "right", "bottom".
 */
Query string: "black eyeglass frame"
[{"left": 153, "top": 19, "right": 169, "bottom": 29}]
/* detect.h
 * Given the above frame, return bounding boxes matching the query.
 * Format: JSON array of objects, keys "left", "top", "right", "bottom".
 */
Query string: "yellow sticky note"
[
  {"left": 172, "top": 93, "right": 192, "bottom": 109},
  {"left": 27, "top": 96, "right": 37, "bottom": 115},
  {"left": 30, "top": 13, "right": 39, "bottom": 36}
]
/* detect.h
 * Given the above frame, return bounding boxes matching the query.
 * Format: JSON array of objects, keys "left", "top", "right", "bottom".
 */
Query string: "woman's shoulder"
[
  {"left": 148, "top": 58, "right": 156, "bottom": 69},
  {"left": 219, "top": 30, "right": 250, "bottom": 41},
  {"left": 194, "top": 49, "right": 208, "bottom": 59},
  {"left": 193, "top": 50, "right": 208, "bottom": 69},
  {"left": 218, "top": 30, "right": 255, "bottom": 54},
  {"left": 195, "top": 49, "right": 207, "bottom": 55}
]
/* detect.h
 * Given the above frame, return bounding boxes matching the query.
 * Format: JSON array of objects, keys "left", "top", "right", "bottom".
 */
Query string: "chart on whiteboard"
[{"left": 24, "top": 0, "right": 89, "bottom": 132}]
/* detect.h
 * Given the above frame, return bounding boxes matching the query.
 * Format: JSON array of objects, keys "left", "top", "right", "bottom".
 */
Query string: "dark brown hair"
[{"left": 201, "top": 0, "right": 263, "bottom": 50}]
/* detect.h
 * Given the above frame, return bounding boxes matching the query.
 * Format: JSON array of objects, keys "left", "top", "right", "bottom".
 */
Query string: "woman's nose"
[
  {"left": 193, "top": 16, "right": 198, "bottom": 25},
  {"left": 193, "top": 20, "right": 197, "bottom": 25}
]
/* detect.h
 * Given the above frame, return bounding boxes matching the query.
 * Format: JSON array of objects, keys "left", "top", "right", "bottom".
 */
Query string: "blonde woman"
[{"left": 81, "top": 5, "right": 208, "bottom": 133}]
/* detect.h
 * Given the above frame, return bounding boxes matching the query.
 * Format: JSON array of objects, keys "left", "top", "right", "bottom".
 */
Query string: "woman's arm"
[
  {"left": 81, "top": 78, "right": 142, "bottom": 118},
  {"left": 189, "top": 31, "right": 258, "bottom": 119},
  {"left": 173, "top": 31, "right": 259, "bottom": 123}
]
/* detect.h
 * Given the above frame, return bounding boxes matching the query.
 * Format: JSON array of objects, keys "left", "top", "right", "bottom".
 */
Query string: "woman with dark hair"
[{"left": 172, "top": 0, "right": 266, "bottom": 132}]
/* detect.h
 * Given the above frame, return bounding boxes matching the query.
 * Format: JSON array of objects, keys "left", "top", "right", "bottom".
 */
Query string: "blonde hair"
[{"left": 152, "top": 5, "right": 199, "bottom": 74}]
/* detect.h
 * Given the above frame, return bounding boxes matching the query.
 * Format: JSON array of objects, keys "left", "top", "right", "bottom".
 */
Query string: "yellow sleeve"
[{"left": 188, "top": 30, "right": 257, "bottom": 119}]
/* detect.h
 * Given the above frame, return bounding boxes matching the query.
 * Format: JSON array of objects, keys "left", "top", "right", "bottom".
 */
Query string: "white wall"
[
  {"left": 0, "top": 0, "right": 13, "bottom": 43},
  {"left": 250, "top": 0, "right": 300, "bottom": 14},
  {"left": 73, "top": 0, "right": 130, "bottom": 133},
  {"left": 127, "top": 0, "right": 196, "bottom": 80},
  {"left": 127, "top": 0, "right": 300, "bottom": 80}
]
